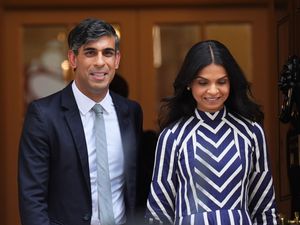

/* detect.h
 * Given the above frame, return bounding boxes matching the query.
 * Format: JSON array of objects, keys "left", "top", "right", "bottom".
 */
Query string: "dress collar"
[{"left": 195, "top": 106, "right": 227, "bottom": 122}]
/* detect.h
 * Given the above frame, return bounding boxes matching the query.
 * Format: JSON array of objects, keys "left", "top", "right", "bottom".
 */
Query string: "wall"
[
  {"left": 0, "top": 0, "right": 6, "bottom": 222},
  {"left": 273, "top": 0, "right": 300, "bottom": 219},
  {"left": 3, "top": 0, "right": 268, "bottom": 7}
]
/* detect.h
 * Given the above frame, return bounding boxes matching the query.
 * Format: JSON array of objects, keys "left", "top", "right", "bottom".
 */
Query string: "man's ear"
[
  {"left": 68, "top": 50, "right": 77, "bottom": 70},
  {"left": 115, "top": 51, "right": 121, "bottom": 69}
]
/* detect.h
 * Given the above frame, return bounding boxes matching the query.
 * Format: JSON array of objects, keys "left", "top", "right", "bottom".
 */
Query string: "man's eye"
[
  {"left": 84, "top": 51, "right": 97, "bottom": 57},
  {"left": 103, "top": 50, "right": 115, "bottom": 57}
]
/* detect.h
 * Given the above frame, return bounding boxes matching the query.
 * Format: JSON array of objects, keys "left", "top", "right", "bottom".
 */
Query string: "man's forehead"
[{"left": 82, "top": 36, "right": 116, "bottom": 49}]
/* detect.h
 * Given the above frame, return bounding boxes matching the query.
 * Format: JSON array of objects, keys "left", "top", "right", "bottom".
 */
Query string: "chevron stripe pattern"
[{"left": 146, "top": 107, "right": 278, "bottom": 225}]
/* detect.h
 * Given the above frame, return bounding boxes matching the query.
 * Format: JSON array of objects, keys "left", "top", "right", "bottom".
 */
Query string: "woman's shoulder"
[
  {"left": 226, "top": 111, "right": 264, "bottom": 138},
  {"left": 160, "top": 115, "right": 198, "bottom": 141}
]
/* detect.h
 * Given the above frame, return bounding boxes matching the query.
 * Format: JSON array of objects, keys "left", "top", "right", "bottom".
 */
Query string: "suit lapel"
[
  {"left": 111, "top": 92, "right": 140, "bottom": 212},
  {"left": 114, "top": 103, "right": 129, "bottom": 133},
  {"left": 61, "top": 83, "right": 91, "bottom": 192},
  {"left": 111, "top": 93, "right": 133, "bottom": 168}
]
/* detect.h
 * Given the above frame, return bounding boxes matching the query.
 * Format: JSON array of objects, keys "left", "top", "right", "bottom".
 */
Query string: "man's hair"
[{"left": 68, "top": 18, "right": 119, "bottom": 55}]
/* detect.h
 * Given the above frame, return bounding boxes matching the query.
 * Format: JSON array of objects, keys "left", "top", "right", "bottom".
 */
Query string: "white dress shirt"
[{"left": 72, "top": 82, "right": 126, "bottom": 225}]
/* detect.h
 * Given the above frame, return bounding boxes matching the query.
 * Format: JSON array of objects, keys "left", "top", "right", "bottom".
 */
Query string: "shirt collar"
[{"left": 72, "top": 81, "right": 113, "bottom": 115}]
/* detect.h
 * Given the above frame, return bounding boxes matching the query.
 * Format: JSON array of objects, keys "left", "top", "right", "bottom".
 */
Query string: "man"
[{"left": 18, "top": 18, "right": 143, "bottom": 225}]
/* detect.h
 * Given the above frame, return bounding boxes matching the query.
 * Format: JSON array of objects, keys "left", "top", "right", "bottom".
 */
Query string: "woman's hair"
[
  {"left": 68, "top": 18, "right": 119, "bottom": 55},
  {"left": 158, "top": 40, "right": 264, "bottom": 130}
]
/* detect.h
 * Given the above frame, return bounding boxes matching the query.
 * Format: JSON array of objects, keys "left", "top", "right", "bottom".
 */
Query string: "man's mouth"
[{"left": 90, "top": 71, "right": 108, "bottom": 80}]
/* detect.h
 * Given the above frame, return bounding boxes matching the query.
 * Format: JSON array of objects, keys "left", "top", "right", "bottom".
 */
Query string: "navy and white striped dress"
[{"left": 146, "top": 107, "right": 277, "bottom": 225}]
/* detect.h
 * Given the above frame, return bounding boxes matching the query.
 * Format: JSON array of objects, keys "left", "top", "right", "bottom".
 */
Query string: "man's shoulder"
[
  {"left": 28, "top": 84, "right": 72, "bottom": 109},
  {"left": 110, "top": 91, "right": 141, "bottom": 109}
]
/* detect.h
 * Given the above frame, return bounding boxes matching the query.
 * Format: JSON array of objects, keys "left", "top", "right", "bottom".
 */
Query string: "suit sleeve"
[
  {"left": 145, "top": 128, "right": 178, "bottom": 224},
  {"left": 18, "top": 101, "right": 51, "bottom": 225},
  {"left": 248, "top": 122, "right": 278, "bottom": 225}
]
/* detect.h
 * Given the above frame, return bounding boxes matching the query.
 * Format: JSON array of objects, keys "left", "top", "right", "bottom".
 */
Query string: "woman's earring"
[{"left": 187, "top": 86, "right": 190, "bottom": 91}]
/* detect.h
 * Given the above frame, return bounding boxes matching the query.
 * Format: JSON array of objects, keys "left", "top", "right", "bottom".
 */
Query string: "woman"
[{"left": 146, "top": 40, "right": 278, "bottom": 224}]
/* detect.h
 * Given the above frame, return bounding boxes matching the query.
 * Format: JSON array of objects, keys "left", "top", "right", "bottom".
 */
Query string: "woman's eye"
[
  {"left": 218, "top": 79, "right": 228, "bottom": 84},
  {"left": 197, "top": 80, "right": 207, "bottom": 85}
]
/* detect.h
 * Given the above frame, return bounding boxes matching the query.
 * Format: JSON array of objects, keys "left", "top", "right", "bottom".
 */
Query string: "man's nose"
[{"left": 94, "top": 53, "right": 105, "bottom": 66}]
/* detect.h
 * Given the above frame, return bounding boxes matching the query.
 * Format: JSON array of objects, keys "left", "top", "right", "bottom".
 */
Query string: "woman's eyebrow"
[{"left": 195, "top": 74, "right": 228, "bottom": 79}]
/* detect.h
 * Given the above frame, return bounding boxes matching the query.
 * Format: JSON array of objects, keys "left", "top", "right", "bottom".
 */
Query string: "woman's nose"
[{"left": 207, "top": 84, "right": 219, "bottom": 94}]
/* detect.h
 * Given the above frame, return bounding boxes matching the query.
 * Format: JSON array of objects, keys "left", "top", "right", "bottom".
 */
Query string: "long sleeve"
[
  {"left": 18, "top": 102, "right": 51, "bottom": 225},
  {"left": 248, "top": 122, "right": 278, "bottom": 225},
  {"left": 145, "top": 128, "right": 179, "bottom": 224}
]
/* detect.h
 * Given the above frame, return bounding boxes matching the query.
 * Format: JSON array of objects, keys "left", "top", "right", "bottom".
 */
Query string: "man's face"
[{"left": 68, "top": 35, "right": 120, "bottom": 102}]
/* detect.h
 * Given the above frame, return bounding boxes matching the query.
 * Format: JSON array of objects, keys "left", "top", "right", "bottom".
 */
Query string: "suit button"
[{"left": 82, "top": 213, "right": 90, "bottom": 221}]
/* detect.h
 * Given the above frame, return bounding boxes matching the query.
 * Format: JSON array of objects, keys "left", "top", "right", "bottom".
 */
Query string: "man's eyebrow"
[
  {"left": 83, "top": 47, "right": 97, "bottom": 51},
  {"left": 82, "top": 47, "right": 116, "bottom": 52},
  {"left": 103, "top": 48, "right": 117, "bottom": 53}
]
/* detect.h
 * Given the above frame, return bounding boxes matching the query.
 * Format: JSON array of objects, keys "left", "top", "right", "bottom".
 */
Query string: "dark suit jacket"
[{"left": 18, "top": 82, "right": 143, "bottom": 225}]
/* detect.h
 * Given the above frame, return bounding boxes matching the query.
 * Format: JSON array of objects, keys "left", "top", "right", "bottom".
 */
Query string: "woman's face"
[{"left": 189, "top": 63, "right": 230, "bottom": 112}]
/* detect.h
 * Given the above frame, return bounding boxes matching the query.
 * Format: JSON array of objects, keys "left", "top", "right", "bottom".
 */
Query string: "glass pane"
[
  {"left": 23, "top": 26, "right": 71, "bottom": 103},
  {"left": 153, "top": 24, "right": 201, "bottom": 108},
  {"left": 205, "top": 23, "right": 252, "bottom": 81}
]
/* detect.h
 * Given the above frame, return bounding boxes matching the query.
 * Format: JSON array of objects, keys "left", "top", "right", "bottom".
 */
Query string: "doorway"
[{"left": 3, "top": 8, "right": 270, "bottom": 225}]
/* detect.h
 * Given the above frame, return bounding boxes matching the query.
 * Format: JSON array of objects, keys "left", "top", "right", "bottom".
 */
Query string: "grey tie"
[{"left": 92, "top": 104, "right": 115, "bottom": 225}]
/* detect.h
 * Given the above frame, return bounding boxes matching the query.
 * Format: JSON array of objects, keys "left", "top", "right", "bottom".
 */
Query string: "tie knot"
[{"left": 92, "top": 104, "right": 104, "bottom": 115}]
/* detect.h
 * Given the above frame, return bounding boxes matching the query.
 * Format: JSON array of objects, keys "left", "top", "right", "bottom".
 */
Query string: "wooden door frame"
[{"left": 2, "top": 7, "right": 275, "bottom": 225}]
